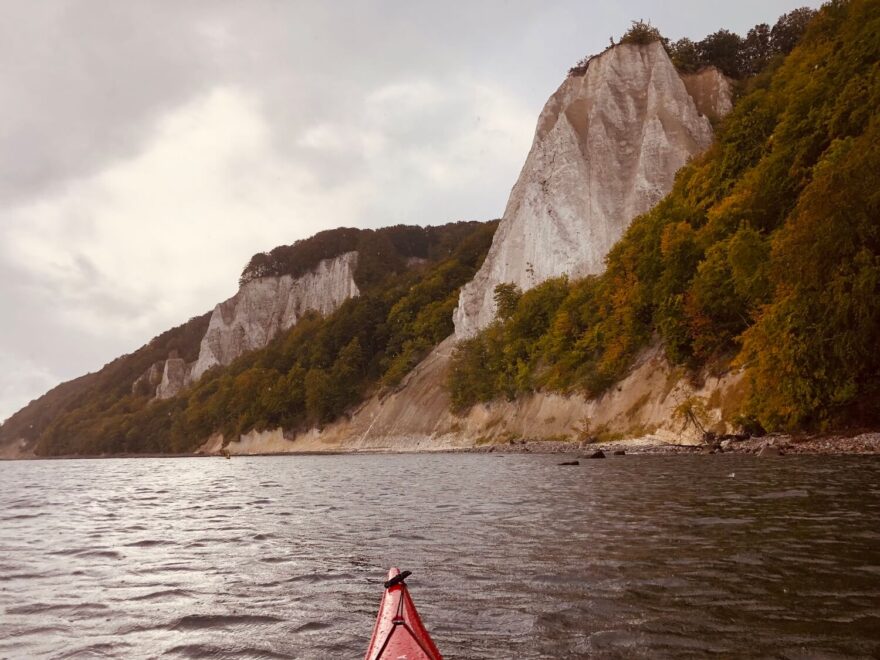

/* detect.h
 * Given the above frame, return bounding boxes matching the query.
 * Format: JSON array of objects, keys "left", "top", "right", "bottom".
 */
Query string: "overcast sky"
[{"left": 0, "top": 1, "right": 819, "bottom": 422}]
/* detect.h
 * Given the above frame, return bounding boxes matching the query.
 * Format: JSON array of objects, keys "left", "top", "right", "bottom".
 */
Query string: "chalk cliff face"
[
  {"left": 131, "top": 361, "right": 164, "bottom": 396},
  {"left": 680, "top": 67, "right": 733, "bottom": 124},
  {"left": 190, "top": 252, "right": 359, "bottom": 381},
  {"left": 454, "top": 42, "right": 729, "bottom": 338},
  {"left": 156, "top": 358, "right": 191, "bottom": 400}
]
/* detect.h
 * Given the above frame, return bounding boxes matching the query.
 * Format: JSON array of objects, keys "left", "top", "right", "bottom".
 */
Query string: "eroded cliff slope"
[{"left": 454, "top": 42, "right": 729, "bottom": 338}]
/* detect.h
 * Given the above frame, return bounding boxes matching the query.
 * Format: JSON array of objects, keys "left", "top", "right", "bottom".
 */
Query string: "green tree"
[
  {"left": 742, "top": 23, "right": 772, "bottom": 75},
  {"left": 493, "top": 283, "right": 522, "bottom": 321},
  {"left": 698, "top": 29, "right": 744, "bottom": 78},
  {"left": 667, "top": 38, "right": 701, "bottom": 72},
  {"left": 770, "top": 7, "right": 817, "bottom": 54}
]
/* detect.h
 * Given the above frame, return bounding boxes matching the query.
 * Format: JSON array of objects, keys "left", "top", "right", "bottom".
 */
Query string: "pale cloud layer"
[{"left": 0, "top": 0, "right": 818, "bottom": 422}]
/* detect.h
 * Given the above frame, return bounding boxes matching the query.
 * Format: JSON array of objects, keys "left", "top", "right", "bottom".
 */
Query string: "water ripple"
[{"left": 1, "top": 454, "right": 879, "bottom": 658}]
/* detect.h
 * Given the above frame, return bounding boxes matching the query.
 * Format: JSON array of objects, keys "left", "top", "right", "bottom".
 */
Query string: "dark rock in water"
[
  {"left": 613, "top": 450, "right": 626, "bottom": 456},
  {"left": 588, "top": 450, "right": 606, "bottom": 459},
  {"left": 558, "top": 460, "right": 580, "bottom": 466},
  {"left": 757, "top": 446, "right": 783, "bottom": 457}
]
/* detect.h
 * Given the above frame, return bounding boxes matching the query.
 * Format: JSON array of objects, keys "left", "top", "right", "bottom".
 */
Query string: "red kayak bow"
[{"left": 364, "top": 568, "right": 442, "bottom": 660}]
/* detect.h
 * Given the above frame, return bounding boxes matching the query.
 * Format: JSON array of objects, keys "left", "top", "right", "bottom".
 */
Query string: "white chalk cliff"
[
  {"left": 454, "top": 42, "right": 729, "bottom": 338},
  {"left": 133, "top": 251, "right": 361, "bottom": 401},
  {"left": 190, "top": 252, "right": 360, "bottom": 381},
  {"left": 156, "top": 358, "right": 190, "bottom": 400}
]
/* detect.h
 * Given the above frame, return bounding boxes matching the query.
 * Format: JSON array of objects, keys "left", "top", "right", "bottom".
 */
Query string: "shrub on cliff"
[{"left": 620, "top": 20, "right": 662, "bottom": 45}]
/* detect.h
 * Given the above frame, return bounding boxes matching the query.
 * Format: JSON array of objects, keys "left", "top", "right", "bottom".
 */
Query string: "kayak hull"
[{"left": 364, "top": 568, "right": 442, "bottom": 660}]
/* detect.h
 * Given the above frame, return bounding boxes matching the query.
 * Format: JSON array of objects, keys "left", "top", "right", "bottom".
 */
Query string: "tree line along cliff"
[
  {"left": 569, "top": 8, "right": 816, "bottom": 80},
  {"left": 0, "top": 222, "right": 497, "bottom": 455},
  {"left": 449, "top": 0, "right": 880, "bottom": 433}
]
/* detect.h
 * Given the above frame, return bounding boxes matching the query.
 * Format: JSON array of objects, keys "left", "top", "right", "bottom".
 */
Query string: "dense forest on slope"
[
  {"left": 451, "top": 0, "right": 880, "bottom": 432},
  {"left": 17, "top": 221, "right": 496, "bottom": 455}
]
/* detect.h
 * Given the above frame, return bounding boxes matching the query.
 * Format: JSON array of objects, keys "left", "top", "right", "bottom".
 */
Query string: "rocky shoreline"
[
  {"left": 458, "top": 432, "right": 880, "bottom": 457},
  {"left": 4, "top": 432, "right": 879, "bottom": 461}
]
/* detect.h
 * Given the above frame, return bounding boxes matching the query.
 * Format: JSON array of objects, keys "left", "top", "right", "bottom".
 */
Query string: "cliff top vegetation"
[
  {"left": 238, "top": 222, "right": 487, "bottom": 290},
  {"left": 568, "top": 8, "right": 816, "bottom": 79}
]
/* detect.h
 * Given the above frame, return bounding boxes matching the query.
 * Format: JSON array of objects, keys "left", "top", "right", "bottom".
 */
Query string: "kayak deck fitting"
[{"left": 364, "top": 568, "right": 442, "bottom": 660}]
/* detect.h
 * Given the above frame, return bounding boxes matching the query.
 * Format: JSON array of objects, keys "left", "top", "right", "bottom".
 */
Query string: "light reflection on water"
[{"left": 1, "top": 453, "right": 879, "bottom": 658}]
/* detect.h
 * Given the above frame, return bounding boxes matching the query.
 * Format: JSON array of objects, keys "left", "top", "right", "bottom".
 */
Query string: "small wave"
[
  {"left": 6, "top": 602, "right": 68, "bottom": 615},
  {"left": 50, "top": 641, "right": 127, "bottom": 659},
  {"left": 691, "top": 517, "right": 751, "bottom": 526},
  {"left": 189, "top": 536, "right": 242, "bottom": 545},
  {"left": 253, "top": 533, "right": 274, "bottom": 541},
  {"left": 171, "top": 613, "right": 284, "bottom": 631},
  {"left": 260, "top": 556, "right": 291, "bottom": 564},
  {"left": 47, "top": 548, "right": 122, "bottom": 559},
  {"left": 165, "top": 643, "right": 292, "bottom": 659},
  {"left": 147, "top": 563, "right": 200, "bottom": 573},
  {"left": 124, "top": 539, "right": 173, "bottom": 548},
  {"left": 0, "top": 571, "right": 49, "bottom": 582},
  {"left": 755, "top": 489, "right": 810, "bottom": 500},
  {"left": 1, "top": 513, "right": 44, "bottom": 521},
  {"left": 291, "top": 621, "right": 332, "bottom": 633},
  {"left": 76, "top": 549, "right": 123, "bottom": 560},
  {"left": 255, "top": 580, "right": 282, "bottom": 588},
  {"left": 130, "top": 588, "right": 194, "bottom": 601},
  {"left": 1, "top": 624, "right": 71, "bottom": 637},
  {"left": 284, "top": 572, "right": 352, "bottom": 584},
  {"left": 6, "top": 601, "right": 108, "bottom": 615}
]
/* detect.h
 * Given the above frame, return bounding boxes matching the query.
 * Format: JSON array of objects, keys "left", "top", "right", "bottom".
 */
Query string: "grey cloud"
[{"left": 0, "top": 1, "right": 220, "bottom": 204}]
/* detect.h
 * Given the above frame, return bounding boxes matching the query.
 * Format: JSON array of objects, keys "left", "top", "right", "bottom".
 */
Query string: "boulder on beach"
[
  {"left": 757, "top": 446, "right": 783, "bottom": 457},
  {"left": 588, "top": 450, "right": 606, "bottom": 459}
]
